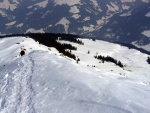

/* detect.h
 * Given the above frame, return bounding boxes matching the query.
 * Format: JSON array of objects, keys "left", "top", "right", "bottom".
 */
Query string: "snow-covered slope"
[
  {"left": 59, "top": 39, "right": 150, "bottom": 82},
  {"left": 0, "top": 37, "right": 150, "bottom": 113}
]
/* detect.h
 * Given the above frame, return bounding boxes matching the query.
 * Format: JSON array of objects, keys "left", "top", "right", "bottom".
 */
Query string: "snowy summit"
[{"left": 0, "top": 36, "right": 150, "bottom": 113}]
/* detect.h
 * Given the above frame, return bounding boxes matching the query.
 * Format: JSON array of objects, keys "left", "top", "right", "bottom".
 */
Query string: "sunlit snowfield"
[{"left": 0, "top": 37, "right": 150, "bottom": 113}]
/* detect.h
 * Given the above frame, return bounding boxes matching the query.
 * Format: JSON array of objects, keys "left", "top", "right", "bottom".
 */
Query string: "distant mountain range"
[{"left": 0, "top": 0, "right": 150, "bottom": 51}]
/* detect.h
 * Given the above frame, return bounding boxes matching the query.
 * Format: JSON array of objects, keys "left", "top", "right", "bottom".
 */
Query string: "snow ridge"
[
  {"left": 0, "top": 54, "right": 35, "bottom": 113},
  {"left": 0, "top": 37, "right": 150, "bottom": 113}
]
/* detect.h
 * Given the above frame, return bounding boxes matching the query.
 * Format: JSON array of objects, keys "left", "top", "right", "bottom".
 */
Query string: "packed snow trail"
[{"left": 0, "top": 54, "right": 35, "bottom": 113}]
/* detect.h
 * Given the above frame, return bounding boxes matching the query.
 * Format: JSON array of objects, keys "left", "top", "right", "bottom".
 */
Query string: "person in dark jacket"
[{"left": 20, "top": 48, "right": 26, "bottom": 56}]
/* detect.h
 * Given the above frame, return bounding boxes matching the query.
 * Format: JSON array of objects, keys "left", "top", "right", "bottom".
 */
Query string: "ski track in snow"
[{"left": 0, "top": 53, "right": 35, "bottom": 113}]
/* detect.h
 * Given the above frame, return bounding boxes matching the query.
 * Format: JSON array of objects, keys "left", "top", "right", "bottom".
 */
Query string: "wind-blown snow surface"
[{"left": 0, "top": 37, "right": 150, "bottom": 113}]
